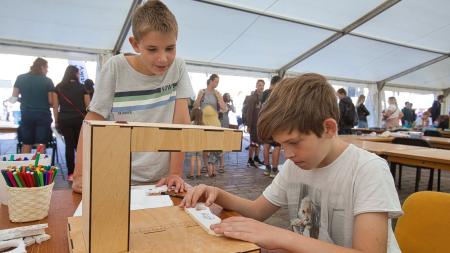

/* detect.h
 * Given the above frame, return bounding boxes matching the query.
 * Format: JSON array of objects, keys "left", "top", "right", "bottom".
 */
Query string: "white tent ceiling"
[{"left": 1, "top": 0, "right": 449, "bottom": 90}]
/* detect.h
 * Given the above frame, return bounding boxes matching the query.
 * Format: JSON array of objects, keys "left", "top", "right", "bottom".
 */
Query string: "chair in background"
[
  {"left": 395, "top": 191, "right": 450, "bottom": 253},
  {"left": 16, "top": 125, "right": 58, "bottom": 166},
  {"left": 391, "top": 137, "right": 441, "bottom": 191},
  {"left": 423, "top": 129, "right": 442, "bottom": 137}
]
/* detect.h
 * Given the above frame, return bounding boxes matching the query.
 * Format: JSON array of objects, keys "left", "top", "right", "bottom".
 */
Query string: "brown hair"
[
  {"left": 356, "top": 94, "right": 365, "bottom": 106},
  {"left": 207, "top": 74, "right": 219, "bottom": 86},
  {"left": 190, "top": 107, "right": 203, "bottom": 125},
  {"left": 29, "top": 57, "right": 48, "bottom": 75},
  {"left": 337, "top": 88, "right": 347, "bottom": 96},
  {"left": 132, "top": 0, "right": 178, "bottom": 41},
  {"left": 258, "top": 73, "right": 339, "bottom": 141}
]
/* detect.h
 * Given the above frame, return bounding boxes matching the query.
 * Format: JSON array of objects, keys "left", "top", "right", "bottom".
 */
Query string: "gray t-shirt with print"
[
  {"left": 88, "top": 54, "right": 194, "bottom": 183},
  {"left": 263, "top": 144, "right": 402, "bottom": 252}
]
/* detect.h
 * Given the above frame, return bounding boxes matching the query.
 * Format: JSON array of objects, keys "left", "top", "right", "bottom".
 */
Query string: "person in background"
[
  {"left": 9, "top": 57, "right": 54, "bottom": 154},
  {"left": 84, "top": 79, "right": 95, "bottom": 100},
  {"left": 383, "top": 97, "right": 401, "bottom": 129},
  {"left": 336, "top": 88, "right": 356, "bottom": 135},
  {"left": 415, "top": 111, "right": 432, "bottom": 129},
  {"left": 401, "top": 102, "right": 416, "bottom": 128},
  {"left": 202, "top": 105, "right": 222, "bottom": 177},
  {"left": 431, "top": 95, "right": 444, "bottom": 124},
  {"left": 356, "top": 95, "right": 370, "bottom": 128},
  {"left": 186, "top": 108, "right": 203, "bottom": 179},
  {"left": 218, "top": 92, "right": 236, "bottom": 173},
  {"left": 261, "top": 75, "right": 282, "bottom": 178},
  {"left": 53, "top": 65, "right": 90, "bottom": 181},
  {"left": 246, "top": 79, "right": 265, "bottom": 168},
  {"left": 193, "top": 74, "right": 226, "bottom": 173}
]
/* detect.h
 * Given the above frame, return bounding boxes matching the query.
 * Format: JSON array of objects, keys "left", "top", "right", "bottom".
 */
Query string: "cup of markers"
[{"left": 1, "top": 165, "right": 58, "bottom": 222}]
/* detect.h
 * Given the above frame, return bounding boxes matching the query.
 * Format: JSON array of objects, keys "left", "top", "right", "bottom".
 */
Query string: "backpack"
[{"left": 343, "top": 101, "right": 358, "bottom": 126}]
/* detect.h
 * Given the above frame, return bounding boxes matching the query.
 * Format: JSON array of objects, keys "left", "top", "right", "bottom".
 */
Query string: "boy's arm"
[
  {"left": 156, "top": 98, "right": 191, "bottom": 192},
  {"left": 214, "top": 212, "right": 388, "bottom": 253}
]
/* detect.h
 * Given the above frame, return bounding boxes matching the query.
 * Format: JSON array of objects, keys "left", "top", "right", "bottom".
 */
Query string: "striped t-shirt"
[{"left": 88, "top": 54, "right": 194, "bottom": 183}]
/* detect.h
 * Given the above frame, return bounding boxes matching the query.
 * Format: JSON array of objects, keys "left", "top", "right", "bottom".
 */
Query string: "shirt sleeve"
[
  {"left": 13, "top": 75, "right": 22, "bottom": 90},
  {"left": 262, "top": 160, "right": 291, "bottom": 207},
  {"left": 47, "top": 78, "right": 55, "bottom": 92},
  {"left": 175, "top": 58, "right": 194, "bottom": 99},
  {"left": 87, "top": 59, "right": 116, "bottom": 119},
  {"left": 353, "top": 157, "right": 403, "bottom": 218}
]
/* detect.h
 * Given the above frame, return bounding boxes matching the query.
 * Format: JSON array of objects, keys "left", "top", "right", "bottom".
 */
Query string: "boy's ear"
[
  {"left": 129, "top": 37, "right": 141, "bottom": 53},
  {"left": 323, "top": 118, "right": 337, "bottom": 137}
]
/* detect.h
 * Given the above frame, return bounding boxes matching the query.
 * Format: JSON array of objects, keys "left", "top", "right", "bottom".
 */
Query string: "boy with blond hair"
[
  {"left": 72, "top": 0, "right": 194, "bottom": 193},
  {"left": 181, "top": 73, "right": 402, "bottom": 252}
]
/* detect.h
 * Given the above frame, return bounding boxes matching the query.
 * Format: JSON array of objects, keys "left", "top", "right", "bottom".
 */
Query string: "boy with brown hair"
[
  {"left": 72, "top": 0, "right": 194, "bottom": 193},
  {"left": 181, "top": 73, "right": 402, "bottom": 252}
]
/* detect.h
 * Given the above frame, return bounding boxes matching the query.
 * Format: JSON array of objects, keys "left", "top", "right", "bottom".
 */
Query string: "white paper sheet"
[{"left": 73, "top": 185, "right": 173, "bottom": 217}]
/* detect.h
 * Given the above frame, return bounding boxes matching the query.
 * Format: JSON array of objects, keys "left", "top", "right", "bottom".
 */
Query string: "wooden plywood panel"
[
  {"left": 131, "top": 127, "right": 159, "bottom": 151},
  {"left": 81, "top": 122, "right": 92, "bottom": 251},
  {"left": 131, "top": 127, "right": 242, "bottom": 152},
  {"left": 223, "top": 131, "right": 242, "bottom": 151},
  {"left": 89, "top": 126, "right": 131, "bottom": 253},
  {"left": 203, "top": 130, "right": 225, "bottom": 151},
  {"left": 132, "top": 127, "right": 182, "bottom": 151},
  {"left": 69, "top": 207, "right": 259, "bottom": 253},
  {"left": 181, "top": 129, "right": 204, "bottom": 152}
]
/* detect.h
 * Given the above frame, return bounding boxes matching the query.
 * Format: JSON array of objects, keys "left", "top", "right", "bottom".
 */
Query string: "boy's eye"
[
  {"left": 166, "top": 47, "right": 175, "bottom": 52},
  {"left": 147, "top": 48, "right": 157, "bottom": 52}
]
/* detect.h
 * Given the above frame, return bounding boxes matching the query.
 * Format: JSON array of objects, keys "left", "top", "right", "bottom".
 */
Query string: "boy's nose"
[
  {"left": 284, "top": 149, "right": 294, "bottom": 159},
  {"left": 157, "top": 53, "right": 168, "bottom": 63}
]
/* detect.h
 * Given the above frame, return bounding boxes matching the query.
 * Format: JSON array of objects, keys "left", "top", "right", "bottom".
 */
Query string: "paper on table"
[{"left": 73, "top": 185, "right": 173, "bottom": 217}]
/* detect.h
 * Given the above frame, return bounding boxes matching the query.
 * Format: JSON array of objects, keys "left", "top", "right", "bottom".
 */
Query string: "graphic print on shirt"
[
  {"left": 291, "top": 184, "right": 321, "bottom": 239},
  {"left": 110, "top": 82, "right": 178, "bottom": 121}
]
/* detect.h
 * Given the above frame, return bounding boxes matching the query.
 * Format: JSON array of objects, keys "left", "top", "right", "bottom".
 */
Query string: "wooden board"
[
  {"left": 68, "top": 206, "right": 260, "bottom": 253},
  {"left": 131, "top": 127, "right": 242, "bottom": 152},
  {"left": 82, "top": 125, "right": 132, "bottom": 253}
]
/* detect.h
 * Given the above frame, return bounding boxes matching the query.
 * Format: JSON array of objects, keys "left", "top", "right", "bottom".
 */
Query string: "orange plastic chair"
[{"left": 395, "top": 191, "right": 450, "bottom": 253}]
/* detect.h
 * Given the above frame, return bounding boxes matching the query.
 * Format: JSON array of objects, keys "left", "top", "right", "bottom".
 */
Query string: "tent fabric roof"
[{"left": 1, "top": 0, "right": 449, "bottom": 90}]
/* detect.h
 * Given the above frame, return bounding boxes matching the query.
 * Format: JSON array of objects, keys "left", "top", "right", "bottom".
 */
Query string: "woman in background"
[
  {"left": 383, "top": 96, "right": 401, "bottom": 129},
  {"left": 356, "top": 95, "right": 370, "bottom": 128},
  {"left": 53, "top": 65, "right": 90, "bottom": 181},
  {"left": 11, "top": 57, "right": 54, "bottom": 154}
]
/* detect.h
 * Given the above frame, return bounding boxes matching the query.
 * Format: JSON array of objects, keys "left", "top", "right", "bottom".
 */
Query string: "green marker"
[
  {"left": 34, "top": 153, "right": 40, "bottom": 167},
  {"left": 13, "top": 172, "right": 23, "bottom": 187}
]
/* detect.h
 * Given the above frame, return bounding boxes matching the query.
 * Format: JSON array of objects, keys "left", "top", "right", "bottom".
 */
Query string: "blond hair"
[
  {"left": 258, "top": 73, "right": 339, "bottom": 141},
  {"left": 357, "top": 94, "right": 365, "bottom": 106},
  {"left": 388, "top": 96, "right": 397, "bottom": 106},
  {"left": 132, "top": 0, "right": 178, "bottom": 40}
]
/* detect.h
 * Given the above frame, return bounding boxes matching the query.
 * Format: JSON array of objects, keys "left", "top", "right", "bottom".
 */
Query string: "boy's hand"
[
  {"left": 211, "top": 217, "right": 283, "bottom": 250},
  {"left": 179, "top": 184, "right": 219, "bottom": 208},
  {"left": 156, "top": 175, "right": 186, "bottom": 193}
]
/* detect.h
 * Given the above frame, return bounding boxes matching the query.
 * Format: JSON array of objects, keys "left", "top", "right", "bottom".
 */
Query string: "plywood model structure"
[{"left": 67, "top": 121, "right": 258, "bottom": 253}]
